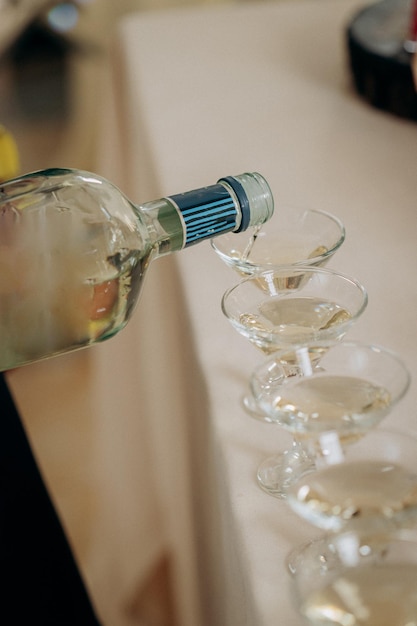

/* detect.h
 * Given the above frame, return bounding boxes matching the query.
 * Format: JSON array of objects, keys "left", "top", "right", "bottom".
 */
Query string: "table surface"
[{"left": 9, "top": 1, "right": 417, "bottom": 625}]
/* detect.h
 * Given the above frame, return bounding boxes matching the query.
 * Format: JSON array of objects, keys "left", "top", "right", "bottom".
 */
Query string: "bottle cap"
[{"left": 218, "top": 172, "right": 274, "bottom": 232}]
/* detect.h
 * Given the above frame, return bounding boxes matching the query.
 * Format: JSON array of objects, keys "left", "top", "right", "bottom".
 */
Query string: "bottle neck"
[
  {"left": 169, "top": 181, "right": 243, "bottom": 247},
  {"left": 137, "top": 173, "right": 274, "bottom": 256}
]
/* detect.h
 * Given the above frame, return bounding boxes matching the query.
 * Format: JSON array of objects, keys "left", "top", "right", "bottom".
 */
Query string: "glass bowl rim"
[{"left": 211, "top": 206, "right": 346, "bottom": 268}]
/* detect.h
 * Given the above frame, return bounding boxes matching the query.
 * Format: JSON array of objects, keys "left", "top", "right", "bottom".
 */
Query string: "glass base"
[
  {"left": 286, "top": 535, "right": 337, "bottom": 576},
  {"left": 285, "top": 526, "right": 415, "bottom": 577},
  {"left": 256, "top": 445, "right": 315, "bottom": 499},
  {"left": 242, "top": 393, "right": 273, "bottom": 422}
]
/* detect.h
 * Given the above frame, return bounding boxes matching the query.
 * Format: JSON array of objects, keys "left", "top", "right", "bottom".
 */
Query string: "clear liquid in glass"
[
  {"left": 238, "top": 296, "right": 352, "bottom": 353},
  {"left": 289, "top": 460, "right": 417, "bottom": 529},
  {"left": 270, "top": 375, "right": 391, "bottom": 434},
  {"left": 301, "top": 563, "right": 417, "bottom": 626}
]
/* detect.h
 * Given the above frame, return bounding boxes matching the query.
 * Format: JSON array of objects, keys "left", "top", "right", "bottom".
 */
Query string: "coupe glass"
[
  {"left": 291, "top": 528, "right": 417, "bottom": 626},
  {"left": 287, "top": 428, "right": 417, "bottom": 533},
  {"left": 221, "top": 266, "right": 368, "bottom": 496},
  {"left": 250, "top": 341, "right": 410, "bottom": 497},
  {"left": 211, "top": 203, "right": 345, "bottom": 277},
  {"left": 212, "top": 204, "right": 345, "bottom": 418},
  {"left": 221, "top": 266, "right": 367, "bottom": 363}
]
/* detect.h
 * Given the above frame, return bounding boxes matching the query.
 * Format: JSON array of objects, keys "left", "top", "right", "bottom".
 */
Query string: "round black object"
[{"left": 346, "top": 0, "right": 417, "bottom": 121}]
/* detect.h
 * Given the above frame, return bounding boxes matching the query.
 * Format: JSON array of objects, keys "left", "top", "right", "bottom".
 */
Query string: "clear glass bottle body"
[{"left": 0, "top": 168, "right": 273, "bottom": 370}]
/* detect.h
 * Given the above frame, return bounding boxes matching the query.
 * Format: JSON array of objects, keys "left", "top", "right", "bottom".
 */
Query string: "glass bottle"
[{"left": 0, "top": 168, "right": 274, "bottom": 370}]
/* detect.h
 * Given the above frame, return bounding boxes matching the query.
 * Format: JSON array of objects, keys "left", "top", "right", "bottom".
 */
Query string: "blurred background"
[
  {"left": 0, "top": 0, "right": 234, "bottom": 175},
  {"left": 0, "top": 2, "right": 240, "bottom": 626}
]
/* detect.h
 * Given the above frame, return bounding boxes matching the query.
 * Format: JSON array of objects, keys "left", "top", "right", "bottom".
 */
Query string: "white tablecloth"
[{"left": 8, "top": 1, "right": 417, "bottom": 625}]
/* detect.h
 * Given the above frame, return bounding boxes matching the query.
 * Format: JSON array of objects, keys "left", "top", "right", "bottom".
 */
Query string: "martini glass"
[
  {"left": 221, "top": 266, "right": 368, "bottom": 496},
  {"left": 212, "top": 204, "right": 345, "bottom": 418},
  {"left": 286, "top": 428, "right": 417, "bottom": 534},
  {"left": 291, "top": 527, "right": 417, "bottom": 626},
  {"left": 285, "top": 424, "right": 416, "bottom": 578},
  {"left": 250, "top": 341, "right": 410, "bottom": 496},
  {"left": 211, "top": 203, "right": 345, "bottom": 277}
]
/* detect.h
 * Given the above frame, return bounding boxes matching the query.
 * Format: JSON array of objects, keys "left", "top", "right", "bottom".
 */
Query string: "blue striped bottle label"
[{"left": 169, "top": 183, "right": 238, "bottom": 247}]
